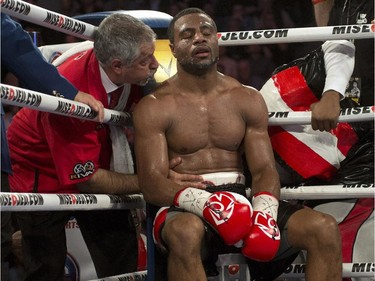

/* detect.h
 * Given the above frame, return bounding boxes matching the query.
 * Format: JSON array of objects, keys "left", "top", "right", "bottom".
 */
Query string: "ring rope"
[
  {"left": 1, "top": 0, "right": 96, "bottom": 40},
  {"left": 280, "top": 262, "right": 375, "bottom": 278},
  {"left": 83, "top": 262, "right": 375, "bottom": 280},
  {"left": 2, "top": 0, "right": 374, "bottom": 46},
  {"left": 0, "top": 83, "right": 132, "bottom": 126},
  {"left": 268, "top": 107, "right": 374, "bottom": 125},
  {"left": 0, "top": 192, "right": 144, "bottom": 211},
  {"left": 1, "top": 185, "right": 373, "bottom": 211},
  {"left": 279, "top": 184, "right": 374, "bottom": 200},
  {"left": 217, "top": 24, "right": 374, "bottom": 46},
  {"left": 2, "top": 83, "right": 373, "bottom": 126}
]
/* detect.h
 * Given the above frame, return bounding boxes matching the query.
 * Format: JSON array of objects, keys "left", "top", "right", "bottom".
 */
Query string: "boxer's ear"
[{"left": 169, "top": 43, "right": 176, "bottom": 57}]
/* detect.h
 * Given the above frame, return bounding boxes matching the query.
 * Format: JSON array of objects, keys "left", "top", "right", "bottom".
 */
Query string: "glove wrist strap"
[
  {"left": 174, "top": 187, "right": 210, "bottom": 217},
  {"left": 252, "top": 192, "right": 279, "bottom": 221}
]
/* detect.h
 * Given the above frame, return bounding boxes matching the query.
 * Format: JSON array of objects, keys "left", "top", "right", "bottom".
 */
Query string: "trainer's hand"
[
  {"left": 310, "top": 90, "right": 340, "bottom": 131},
  {"left": 168, "top": 157, "right": 205, "bottom": 189},
  {"left": 74, "top": 91, "right": 105, "bottom": 122}
]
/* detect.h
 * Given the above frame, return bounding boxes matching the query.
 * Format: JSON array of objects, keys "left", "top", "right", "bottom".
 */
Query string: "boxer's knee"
[
  {"left": 313, "top": 212, "right": 341, "bottom": 250},
  {"left": 288, "top": 208, "right": 341, "bottom": 252},
  {"left": 163, "top": 213, "right": 205, "bottom": 255},
  {"left": 302, "top": 211, "right": 341, "bottom": 251}
]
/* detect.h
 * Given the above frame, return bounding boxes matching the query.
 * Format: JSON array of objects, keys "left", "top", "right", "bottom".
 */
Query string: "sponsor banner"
[
  {"left": 218, "top": 24, "right": 374, "bottom": 46},
  {"left": 1, "top": 0, "right": 95, "bottom": 40},
  {"left": 1, "top": 83, "right": 132, "bottom": 126},
  {"left": 0, "top": 192, "right": 145, "bottom": 211}
]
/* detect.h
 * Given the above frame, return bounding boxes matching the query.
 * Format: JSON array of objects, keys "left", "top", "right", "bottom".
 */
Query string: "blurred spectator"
[
  {"left": 254, "top": 0, "right": 295, "bottom": 66},
  {"left": 236, "top": 58, "right": 266, "bottom": 89},
  {"left": 59, "top": 0, "right": 81, "bottom": 16},
  {"left": 243, "top": 44, "right": 275, "bottom": 89},
  {"left": 217, "top": 46, "right": 238, "bottom": 79},
  {"left": 201, "top": 1, "right": 216, "bottom": 18},
  {"left": 75, "top": 0, "right": 104, "bottom": 14}
]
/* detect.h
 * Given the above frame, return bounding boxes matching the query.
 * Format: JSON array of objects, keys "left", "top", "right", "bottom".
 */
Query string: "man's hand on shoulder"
[{"left": 74, "top": 91, "right": 105, "bottom": 122}]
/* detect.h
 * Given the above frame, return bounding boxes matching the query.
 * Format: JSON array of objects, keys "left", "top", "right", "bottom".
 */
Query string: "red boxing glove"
[
  {"left": 241, "top": 192, "right": 280, "bottom": 261},
  {"left": 241, "top": 211, "right": 280, "bottom": 261},
  {"left": 174, "top": 188, "right": 253, "bottom": 245}
]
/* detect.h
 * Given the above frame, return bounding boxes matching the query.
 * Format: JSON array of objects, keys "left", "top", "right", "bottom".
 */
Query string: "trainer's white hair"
[{"left": 94, "top": 13, "right": 156, "bottom": 67}]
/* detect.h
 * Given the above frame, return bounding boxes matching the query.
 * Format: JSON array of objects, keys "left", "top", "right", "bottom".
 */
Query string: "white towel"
[{"left": 109, "top": 84, "right": 134, "bottom": 174}]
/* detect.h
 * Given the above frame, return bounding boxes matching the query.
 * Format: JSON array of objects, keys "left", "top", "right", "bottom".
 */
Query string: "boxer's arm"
[
  {"left": 242, "top": 87, "right": 280, "bottom": 200},
  {"left": 133, "top": 95, "right": 188, "bottom": 206},
  {"left": 240, "top": 88, "right": 281, "bottom": 261}
]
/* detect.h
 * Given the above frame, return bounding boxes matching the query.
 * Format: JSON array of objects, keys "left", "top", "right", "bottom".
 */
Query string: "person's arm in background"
[
  {"left": 312, "top": 0, "right": 334, "bottom": 26},
  {"left": 310, "top": 40, "right": 355, "bottom": 131},
  {"left": 1, "top": 14, "right": 104, "bottom": 122}
]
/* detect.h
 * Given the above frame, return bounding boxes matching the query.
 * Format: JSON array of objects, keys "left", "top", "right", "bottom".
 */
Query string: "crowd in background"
[{"left": 18, "top": 0, "right": 320, "bottom": 91}]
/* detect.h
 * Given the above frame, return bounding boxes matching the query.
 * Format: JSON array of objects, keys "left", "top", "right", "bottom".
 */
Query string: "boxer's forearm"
[{"left": 76, "top": 168, "right": 140, "bottom": 194}]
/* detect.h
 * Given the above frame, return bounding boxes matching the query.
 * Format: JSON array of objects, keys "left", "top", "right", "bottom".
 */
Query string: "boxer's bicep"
[{"left": 133, "top": 96, "right": 171, "bottom": 195}]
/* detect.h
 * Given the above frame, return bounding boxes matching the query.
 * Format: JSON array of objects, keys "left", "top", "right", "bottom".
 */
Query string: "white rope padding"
[
  {"left": 2, "top": 184, "right": 373, "bottom": 211},
  {"left": 2, "top": 84, "right": 373, "bottom": 126},
  {"left": 268, "top": 107, "right": 374, "bottom": 125},
  {"left": 280, "top": 184, "right": 374, "bottom": 200},
  {"left": 0, "top": 192, "right": 144, "bottom": 211},
  {"left": 0, "top": 84, "right": 132, "bottom": 126},
  {"left": 2, "top": 0, "right": 373, "bottom": 46},
  {"left": 84, "top": 262, "right": 374, "bottom": 280},
  {"left": 218, "top": 24, "right": 374, "bottom": 46},
  {"left": 1, "top": 0, "right": 96, "bottom": 40}
]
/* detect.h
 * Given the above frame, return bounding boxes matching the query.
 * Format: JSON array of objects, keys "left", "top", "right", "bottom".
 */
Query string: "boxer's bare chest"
[{"left": 166, "top": 92, "right": 245, "bottom": 155}]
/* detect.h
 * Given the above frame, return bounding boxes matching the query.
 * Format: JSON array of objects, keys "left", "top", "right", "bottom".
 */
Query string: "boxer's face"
[
  {"left": 170, "top": 13, "right": 219, "bottom": 74},
  {"left": 123, "top": 42, "right": 159, "bottom": 86}
]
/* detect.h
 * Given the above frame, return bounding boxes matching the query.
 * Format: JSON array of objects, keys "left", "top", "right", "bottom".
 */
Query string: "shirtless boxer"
[{"left": 134, "top": 8, "right": 342, "bottom": 281}]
